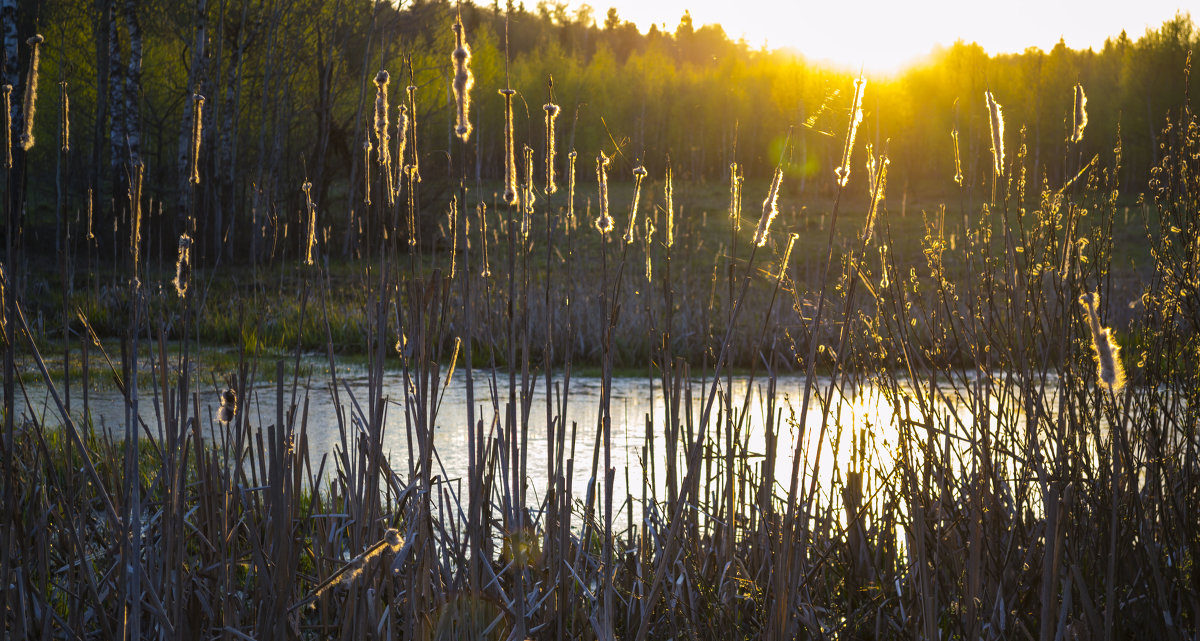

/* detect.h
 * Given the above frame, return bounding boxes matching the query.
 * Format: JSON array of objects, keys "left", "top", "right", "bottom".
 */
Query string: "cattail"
[
  {"left": 302, "top": 181, "right": 317, "bottom": 265},
  {"left": 625, "top": 165, "right": 648, "bottom": 244},
  {"left": 189, "top": 94, "right": 205, "bottom": 185},
  {"left": 544, "top": 102, "right": 559, "bottom": 194},
  {"left": 835, "top": 76, "right": 866, "bottom": 187},
  {"left": 362, "top": 140, "right": 372, "bottom": 205},
  {"left": 173, "top": 233, "right": 192, "bottom": 297},
  {"left": 754, "top": 166, "right": 784, "bottom": 247},
  {"left": 522, "top": 145, "right": 536, "bottom": 214},
  {"left": 778, "top": 232, "right": 798, "bottom": 281},
  {"left": 405, "top": 84, "right": 420, "bottom": 182},
  {"left": 521, "top": 145, "right": 535, "bottom": 240},
  {"left": 373, "top": 71, "right": 391, "bottom": 165},
  {"left": 567, "top": 150, "right": 577, "bottom": 225},
  {"left": 19, "top": 35, "right": 43, "bottom": 151},
  {"left": 729, "top": 162, "right": 742, "bottom": 230},
  {"left": 1071, "top": 83, "right": 1088, "bottom": 144},
  {"left": 130, "top": 161, "right": 144, "bottom": 286},
  {"left": 664, "top": 161, "right": 674, "bottom": 248},
  {"left": 951, "top": 128, "right": 963, "bottom": 186},
  {"left": 644, "top": 217, "right": 655, "bottom": 282},
  {"left": 1079, "top": 292, "right": 1126, "bottom": 392},
  {"left": 500, "top": 88, "right": 517, "bottom": 206},
  {"left": 595, "top": 151, "right": 612, "bottom": 235},
  {"left": 985, "top": 90, "right": 1005, "bottom": 177},
  {"left": 863, "top": 153, "right": 889, "bottom": 245},
  {"left": 2, "top": 85, "right": 12, "bottom": 168},
  {"left": 59, "top": 81, "right": 68, "bottom": 153},
  {"left": 394, "top": 104, "right": 409, "bottom": 201},
  {"left": 218, "top": 388, "right": 236, "bottom": 423},
  {"left": 452, "top": 17, "right": 473, "bottom": 142}
]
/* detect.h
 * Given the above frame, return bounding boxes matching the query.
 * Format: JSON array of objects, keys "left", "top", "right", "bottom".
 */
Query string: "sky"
[{"left": 571, "top": 0, "right": 1193, "bottom": 73}]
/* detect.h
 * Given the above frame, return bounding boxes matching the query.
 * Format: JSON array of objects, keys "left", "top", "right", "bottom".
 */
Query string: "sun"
[{"left": 581, "top": 0, "right": 1191, "bottom": 75}]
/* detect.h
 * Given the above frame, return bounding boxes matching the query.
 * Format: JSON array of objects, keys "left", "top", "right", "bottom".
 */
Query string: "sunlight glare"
[{"left": 582, "top": 0, "right": 1191, "bottom": 74}]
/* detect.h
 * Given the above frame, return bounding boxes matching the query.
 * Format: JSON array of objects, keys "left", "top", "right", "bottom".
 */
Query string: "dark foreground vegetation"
[{"left": 2, "top": 1, "right": 1200, "bottom": 639}]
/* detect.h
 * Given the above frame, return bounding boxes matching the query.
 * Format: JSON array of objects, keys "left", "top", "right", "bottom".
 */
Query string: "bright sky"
[{"left": 577, "top": 0, "right": 1192, "bottom": 74}]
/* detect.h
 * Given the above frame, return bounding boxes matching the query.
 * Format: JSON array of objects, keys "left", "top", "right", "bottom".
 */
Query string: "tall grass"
[{"left": 2, "top": 23, "right": 1199, "bottom": 641}]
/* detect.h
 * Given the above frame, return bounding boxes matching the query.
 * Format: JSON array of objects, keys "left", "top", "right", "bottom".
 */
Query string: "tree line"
[{"left": 5, "top": 0, "right": 1199, "bottom": 264}]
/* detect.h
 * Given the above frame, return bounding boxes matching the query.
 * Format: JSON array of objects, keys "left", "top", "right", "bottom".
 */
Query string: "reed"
[{"left": 3, "top": 16, "right": 1198, "bottom": 641}]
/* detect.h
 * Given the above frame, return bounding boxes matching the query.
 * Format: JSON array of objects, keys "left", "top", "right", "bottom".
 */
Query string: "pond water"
[{"left": 24, "top": 360, "right": 993, "bottom": 530}]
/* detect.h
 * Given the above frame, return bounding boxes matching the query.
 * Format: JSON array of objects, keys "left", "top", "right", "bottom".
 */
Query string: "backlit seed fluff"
[
  {"left": 500, "top": 89, "right": 517, "bottom": 205},
  {"left": 405, "top": 85, "right": 420, "bottom": 182},
  {"left": 595, "top": 152, "right": 613, "bottom": 235},
  {"left": 452, "top": 18, "right": 473, "bottom": 142},
  {"left": 2, "top": 85, "right": 12, "bottom": 168},
  {"left": 362, "top": 141, "right": 372, "bottom": 205},
  {"left": 189, "top": 94, "right": 205, "bottom": 185},
  {"left": 567, "top": 150, "right": 578, "bottom": 223},
  {"left": 173, "top": 234, "right": 192, "bottom": 297},
  {"left": 835, "top": 77, "right": 865, "bottom": 187},
  {"left": 664, "top": 162, "right": 674, "bottom": 248},
  {"left": 951, "top": 128, "right": 963, "bottom": 186},
  {"left": 19, "top": 34, "right": 43, "bottom": 151},
  {"left": 754, "top": 167, "right": 783, "bottom": 247},
  {"left": 374, "top": 71, "right": 391, "bottom": 166},
  {"left": 1079, "top": 292, "right": 1126, "bottom": 392},
  {"left": 302, "top": 181, "right": 317, "bottom": 265},
  {"left": 985, "top": 90, "right": 1005, "bottom": 177},
  {"left": 625, "top": 165, "right": 648, "bottom": 244},
  {"left": 544, "top": 102, "right": 559, "bottom": 193},
  {"left": 60, "top": 82, "right": 69, "bottom": 153},
  {"left": 1071, "top": 83, "right": 1088, "bottom": 144}
]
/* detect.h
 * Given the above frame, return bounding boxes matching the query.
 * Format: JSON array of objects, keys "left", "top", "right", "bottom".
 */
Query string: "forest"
[{"left": 8, "top": 0, "right": 1200, "bottom": 266}]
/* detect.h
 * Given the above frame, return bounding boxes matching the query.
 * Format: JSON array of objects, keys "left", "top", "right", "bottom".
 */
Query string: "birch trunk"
[{"left": 122, "top": 0, "right": 142, "bottom": 169}]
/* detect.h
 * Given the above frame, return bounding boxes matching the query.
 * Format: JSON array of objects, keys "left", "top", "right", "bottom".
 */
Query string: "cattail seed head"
[
  {"left": 835, "top": 76, "right": 866, "bottom": 187},
  {"left": 863, "top": 153, "right": 889, "bottom": 245},
  {"left": 755, "top": 166, "right": 784, "bottom": 247},
  {"left": 189, "top": 94, "right": 205, "bottom": 184},
  {"left": 302, "top": 181, "right": 317, "bottom": 265},
  {"left": 625, "top": 165, "right": 648, "bottom": 244},
  {"left": 452, "top": 18, "right": 473, "bottom": 142},
  {"left": 173, "top": 233, "right": 192, "bottom": 297},
  {"left": 595, "top": 151, "right": 613, "bottom": 235},
  {"left": 985, "top": 90, "right": 1005, "bottom": 177},
  {"left": 729, "top": 162, "right": 742, "bottom": 230},
  {"left": 59, "top": 81, "right": 69, "bottom": 153},
  {"left": 1079, "top": 292, "right": 1126, "bottom": 392},
  {"left": 1071, "top": 83, "right": 1088, "bottom": 144},
  {"left": 664, "top": 161, "right": 674, "bottom": 248},
  {"left": 778, "top": 233, "right": 798, "bottom": 281},
  {"left": 567, "top": 150, "right": 578, "bottom": 225},
  {"left": 2, "top": 85, "right": 12, "bottom": 168},
  {"left": 218, "top": 387, "right": 237, "bottom": 423},
  {"left": 500, "top": 88, "right": 517, "bottom": 206},
  {"left": 362, "top": 140, "right": 372, "bottom": 205},
  {"left": 644, "top": 217, "right": 655, "bottom": 282},
  {"left": 544, "top": 102, "right": 559, "bottom": 194},
  {"left": 130, "top": 161, "right": 144, "bottom": 287},
  {"left": 951, "top": 128, "right": 963, "bottom": 186},
  {"left": 521, "top": 145, "right": 535, "bottom": 239},
  {"left": 19, "top": 35, "right": 43, "bottom": 151},
  {"left": 374, "top": 71, "right": 391, "bottom": 165},
  {"left": 405, "top": 84, "right": 420, "bottom": 182}
]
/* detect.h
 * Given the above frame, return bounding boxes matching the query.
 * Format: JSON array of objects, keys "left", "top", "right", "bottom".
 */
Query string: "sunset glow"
[{"left": 578, "top": 0, "right": 1192, "bottom": 73}]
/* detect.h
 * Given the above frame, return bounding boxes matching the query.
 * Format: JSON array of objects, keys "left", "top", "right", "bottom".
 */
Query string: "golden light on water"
[{"left": 577, "top": 0, "right": 1190, "bottom": 74}]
